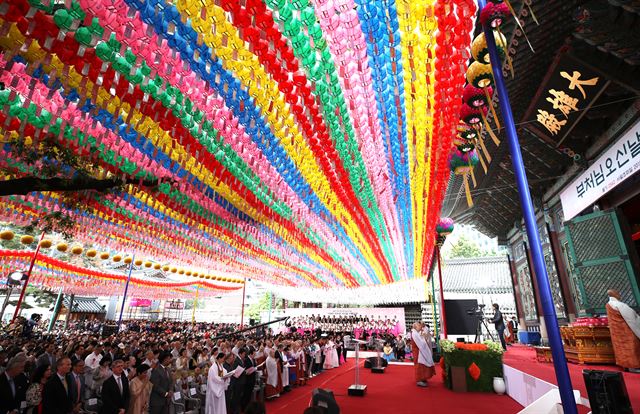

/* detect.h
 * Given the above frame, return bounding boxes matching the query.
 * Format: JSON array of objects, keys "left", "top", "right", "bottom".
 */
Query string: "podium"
[{"left": 347, "top": 338, "right": 367, "bottom": 396}]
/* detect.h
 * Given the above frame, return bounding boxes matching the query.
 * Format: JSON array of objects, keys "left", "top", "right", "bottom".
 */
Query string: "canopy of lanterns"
[{"left": 1, "top": 0, "right": 483, "bottom": 292}]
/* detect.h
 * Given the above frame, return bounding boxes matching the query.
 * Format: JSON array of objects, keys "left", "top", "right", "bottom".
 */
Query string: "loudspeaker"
[
  {"left": 583, "top": 370, "right": 632, "bottom": 414},
  {"left": 249, "top": 318, "right": 256, "bottom": 326},
  {"left": 311, "top": 388, "right": 340, "bottom": 414},
  {"left": 363, "top": 357, "right": 388, "bottom": 368}
]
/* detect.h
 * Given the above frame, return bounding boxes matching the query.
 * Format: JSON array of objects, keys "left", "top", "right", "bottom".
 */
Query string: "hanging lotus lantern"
[
  {"left": 466, "top": 61, "right": 493, "bottom": 89},
  {"left": 453, "top": 134, "right": 475, "bottom": 153},
  {"left": 100, "top": 252, "right": 110, "bottom": 260},
  {"left": 0, "top": 230, "right": 15, "bottom": 240},
  {"left": 463, "top": 84, "right": 501, "bottom": 134},
  {"left": 154, "top": 263, "right": 161, "bottom": 270},
  {"left": 472, "top": 31, "right": 512, "bottom": 78},
  {"left": 113, "top": 254, "right": 122, "bottom": 262},
  {"left": 124, "top": 257, "right": 132, "bottom": 264},
  {"left": 56, "top": 242, "right": 68, "bottom": 252},
  {"left": 144, "top": 261, "right": 152, "bottom": 268},
  {"left": 162, "top": 265, "right": 170, "bottom": 272},
  {"left": 170, "top": 267, "right": 177, "bottom": 273},
  {"left": 71, "top": 245, "right": 83, "bottom": 255},
  {"left": 450, "top": 148, "right": 480, "bottom": 207},
  {"left": 134, "top": 259, "right": 143, "bottom": 266},
  {"left": 178, "top": 269, "right": 185, "bottom": 275},
  {"left": 39, "top": 239, "right": 52, "bottom": 249},
  {"left": 479, "top": 1, "right": 510, "bottom": 28},
  {"left": 20, "top": 235, "right": 34, "bottom": 245},
  {"left": 436, "top": 217, "right": 455, "bottom": 247},
  {"left": 86, "top": 249, "right": 97, "bottom": 258}
]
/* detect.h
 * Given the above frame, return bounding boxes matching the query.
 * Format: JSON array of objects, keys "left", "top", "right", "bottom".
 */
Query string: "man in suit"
[
  {"left": 42, "top": 357, "right": 73, "bottom": 414},
  {"left": 489, "top": 303, "right": 507, "bottom": 350},
  {"left": 67, "top": 359, "right": 86, "bottom": 412},
  {"left": 99, "top": 359, "right": 130, "bottom": 414},
  {"left": 0, "top": 354, "right": 28, "bottom": 414},
  {"left": 37, "top": 343, "right": 57, "bottom": 369},
  {"left": 149, "top": 352, "right": 173, "bottom": 414},
  {"left": 242, "top": 347, "right": 257, "bottom": 410},
  {"left": 69, "top": 345, "right": 85, "bottom": 364},
  {"left": 229, "top": 348, "right": 247, "bottom": 414}
]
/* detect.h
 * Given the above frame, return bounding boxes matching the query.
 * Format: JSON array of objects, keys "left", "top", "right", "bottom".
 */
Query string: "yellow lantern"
[
  {"left": 100, "top": 252, "right": 110, "bottom": 260},
  {"left": 185, "top": 270, "right": 192, "bottom": 276},
  {"left": 20, "top": 235, "right": 34, "bottom": 245},
  {"left": 124, "top": 257, "right": 133, "bottom": 264},
  {"left": 0, "top": 230, "right": 15, "bottom": 240},
  {"left": 71, "top": 245, "right": 83, "bottom": 255},
  {"left": 170, "top": 267, "right": 177, "bottom": 273},
  {"left": 113, "top": 255, "right": 122, "bottom": 262},
  {"left": 134, "top": 259, "right": 143, "bottom": 266},
  {"left": 162, "top": 265, "right": 170, "bottom": 272},
  {"left": 178, "top": 269, "right": 185, "bottom": 275},
  {"left": 40, "top": 239, "right": 53, "bottom": 248},
  {"left": 86, "top": 249, "right": 97, "bottom": 258},
  {"left": 56, "top": 242, "right": 68, "bottom": 252},
  {"left": 154, "top": 263, "right": 161, "bottom": 270},
  {"left": 193, "top": 272, "right": 199, "bottom": 277}
]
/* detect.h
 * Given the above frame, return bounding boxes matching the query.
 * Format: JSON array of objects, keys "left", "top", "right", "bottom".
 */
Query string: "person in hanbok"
[
  {"left": 410, "top": 322, "right": 435, "bottom": 387},
  {"left": 128, "top": 364, "right": 153, "bottom": 414},
  {"left": 323, "top": 338, "right": 339, "bottom": 369},
  {"left": 206, "top": 353, "right": 229, "bottom": 414},
  {"left": 264, "top": 350, "right": 280, "bottom": 399}
]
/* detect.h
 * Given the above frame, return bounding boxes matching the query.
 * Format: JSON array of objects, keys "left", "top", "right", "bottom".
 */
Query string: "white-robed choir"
[{"left": 205, "top": 358, "right": 229, "bottom": 414}]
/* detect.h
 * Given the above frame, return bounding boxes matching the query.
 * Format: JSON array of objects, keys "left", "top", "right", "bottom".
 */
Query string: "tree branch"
[{"left": 0, "top": 176, "right": 160, "bottom": 196}]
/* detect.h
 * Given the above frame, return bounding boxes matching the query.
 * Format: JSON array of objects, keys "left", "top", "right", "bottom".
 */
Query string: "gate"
[{"left": 564, "top": 209, "right": 640, "bottom": 314}]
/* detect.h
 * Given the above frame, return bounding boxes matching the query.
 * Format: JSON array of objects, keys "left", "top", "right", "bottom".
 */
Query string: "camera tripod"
[{"left": 474, "top": 317, "right": 495, "bottom": 343}]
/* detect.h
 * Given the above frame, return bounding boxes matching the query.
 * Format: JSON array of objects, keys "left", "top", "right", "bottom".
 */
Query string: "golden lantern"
[
  {"left": 57, "top": 242, "right": 68, "bottom": 252},
  {"left": 100, "top": 252, "right": 110, "bottom": 260},
  {"left": 86, "top": 249, "right": 97, "bottom": 258},
  {"left": 178, "top": 269, "right": 185, "bottom": 275},
  {"left": 193, "top": 272, "right": 199, "bottom": 277},
  {"left": 134, "top": 259, "right": 143, "bottom": 266},
  {"left": 185, "top": 270, "right": 192, "bottom": 276},
  {"left": 113, "top": 254, "right": 122, "bottom": 262},
  {"left": 0, "top": 230, "right": 15, "bottom": 240},
  {"left": 40, "top": 239, "right": 53, "bottom": 248},
  {"left": 124, "top": 257, "right": 133, "bottom": 264},
  {"left": 144, "top": 261, "right": 152, "bottom": 268},
  {"left": 20, "top": 235, "right": 34, "bottom": 245},
  {"left": 154, "top": 263, "right": 161, "bottom": 270},
  {"left": 170, "top": 267, "right": 177, "bottom": 273},
  {"left": 71, "top": 245, "right": 83, "bottom": 255},
  {"left": 162, "top": 265, "right": 170, "bottom": 272}
]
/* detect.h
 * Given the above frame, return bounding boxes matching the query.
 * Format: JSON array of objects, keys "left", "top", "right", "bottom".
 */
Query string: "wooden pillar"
[{"left": 546, "top": 223, "right": 577, "bottom": 320}]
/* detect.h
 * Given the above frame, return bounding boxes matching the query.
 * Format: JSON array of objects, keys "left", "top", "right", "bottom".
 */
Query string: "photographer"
[{"left": 488, "top": 304, "right": 506, "bottom": 350}]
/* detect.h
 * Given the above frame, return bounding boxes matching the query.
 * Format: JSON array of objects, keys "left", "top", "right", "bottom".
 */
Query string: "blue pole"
[
  {"left": 117, "top": 256, "right": 135, "bottom": 332},
  {"left": 477, "top": 2, "right": 577, "bottom": 412}
]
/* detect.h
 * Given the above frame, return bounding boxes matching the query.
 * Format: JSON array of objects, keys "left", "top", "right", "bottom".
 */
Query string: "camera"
[{"left": 466, "top": 305, "right": 486, "bottom": 319}]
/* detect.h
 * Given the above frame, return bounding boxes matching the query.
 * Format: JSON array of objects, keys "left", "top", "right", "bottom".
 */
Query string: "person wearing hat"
[{"left": 128, "top": 364, "right": 152, "bottom": 414}]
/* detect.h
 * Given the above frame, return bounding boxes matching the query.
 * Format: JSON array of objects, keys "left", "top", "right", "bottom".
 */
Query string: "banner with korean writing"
[
  {"left": 527, "top": 53, "right": 607, "bottom": 145},
  {"left": 561, "top": 120, "right": 640, "bottom": 220}
]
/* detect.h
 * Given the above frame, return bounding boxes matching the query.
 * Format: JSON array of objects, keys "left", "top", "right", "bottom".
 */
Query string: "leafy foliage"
[{"left": 246, "top": 292, "right": 282, "bottom": 321}]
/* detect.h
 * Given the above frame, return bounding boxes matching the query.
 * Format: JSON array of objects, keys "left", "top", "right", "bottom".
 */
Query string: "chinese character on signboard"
[{"left": 527, "top": 54, "right": 606, "bottom": 143}]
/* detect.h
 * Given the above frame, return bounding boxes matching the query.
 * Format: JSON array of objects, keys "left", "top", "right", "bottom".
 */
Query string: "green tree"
[
  {"left": 26, "top": 287, "right": 58, "bottom": 308},
  {"left": 447, "top": 235, "right": 483, "bottom": 258},
  {"left": 246, "top": 293, "right": 281, "bottom": 321},
  {"left": 184, "top": 298, "right": 206, "bottom": 310}
]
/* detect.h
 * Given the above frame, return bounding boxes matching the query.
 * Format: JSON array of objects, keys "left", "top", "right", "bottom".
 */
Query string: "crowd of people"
[
  {"left": 0, "top": 317, "right": 357, "bottom": 414},
  {"left": 286, "top": 315, "right": 402, "bottom": 338}
]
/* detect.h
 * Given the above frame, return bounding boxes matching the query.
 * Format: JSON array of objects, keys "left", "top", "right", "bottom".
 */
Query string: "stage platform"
[
  {"left": 503, "top": 344, "right": 640, "bottom": 412},
  {"left": 266, "top": 359, "right": 523, "bottom": 414}
]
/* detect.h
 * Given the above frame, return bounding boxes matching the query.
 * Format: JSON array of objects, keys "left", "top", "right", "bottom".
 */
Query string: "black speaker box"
[
  {"left": 363, "top": 357, "right": 388, "bottom": 368},
  {"left": 311, "top": 388, "right": 340, "bottom": 414},
  {"left": 583, "top": 370, "right": 632, "bottom": 414}
]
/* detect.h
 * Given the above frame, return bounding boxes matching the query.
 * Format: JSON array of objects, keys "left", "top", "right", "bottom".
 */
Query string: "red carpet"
[
  {"left": 266, "top": 360, "right": 523, "bottom": 414},
  {"left": 503, "top": 344, "right": 640, "bottom": 412}
]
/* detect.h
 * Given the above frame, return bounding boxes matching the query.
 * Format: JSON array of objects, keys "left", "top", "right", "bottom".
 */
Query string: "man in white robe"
[{"left": 205, "top": 353, "right": 229, "bottom": 414}]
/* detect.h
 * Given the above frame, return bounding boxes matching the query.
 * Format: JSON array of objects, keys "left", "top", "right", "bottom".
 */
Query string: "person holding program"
[{"left": 410, "top": 322, "right": 435, "bottom": 387}]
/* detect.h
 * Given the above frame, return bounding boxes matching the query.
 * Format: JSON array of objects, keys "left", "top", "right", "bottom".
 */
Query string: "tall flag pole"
[
  {"left": 117, "top": 256, "right": 135, "bottom": 332},
  {"left": 477, "top": 1, "right": 576, "bottom": 411}
]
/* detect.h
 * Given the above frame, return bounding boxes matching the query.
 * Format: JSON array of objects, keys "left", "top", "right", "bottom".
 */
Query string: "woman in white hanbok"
[
  {"left": 323, "top": 339, "right": 339, "bottom": 369},
  {"left": 205, "top": 353, "right": 229, "bottom": 414}
]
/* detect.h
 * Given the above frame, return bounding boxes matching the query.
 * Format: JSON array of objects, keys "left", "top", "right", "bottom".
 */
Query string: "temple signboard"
[
  {"left": 527, "top": 53, "right": 607, "bottom": 145},
  {"left": 560, "top": 119, "right": 640, "bottom": 220}
]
